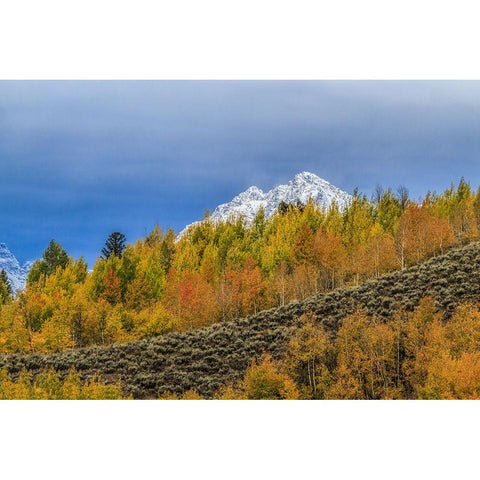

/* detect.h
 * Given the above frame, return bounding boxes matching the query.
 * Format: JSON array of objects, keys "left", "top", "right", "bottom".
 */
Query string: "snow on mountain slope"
[
  {"left": 181, "top": 172, "right": 352, "bottom": 235},
  {"left": 0, "top": 243, "right": 32, "bottom": 293},
  {"left": 214, "top": 171, "right": 351, "bottom": 222}
]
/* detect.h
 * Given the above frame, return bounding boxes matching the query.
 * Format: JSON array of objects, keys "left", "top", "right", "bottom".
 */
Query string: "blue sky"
[{"left": 1, "top": 81, "right": 480, "bottom": 266}]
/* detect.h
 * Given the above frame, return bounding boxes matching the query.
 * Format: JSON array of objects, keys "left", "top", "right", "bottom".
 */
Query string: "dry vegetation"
[{"left": 0, "top": 240, "right": 479, "bottom": 398}]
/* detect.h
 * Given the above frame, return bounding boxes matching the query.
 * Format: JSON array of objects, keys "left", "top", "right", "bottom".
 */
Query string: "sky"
[{"left": 1, "top": 80, "right": 480, "bottom": 266}]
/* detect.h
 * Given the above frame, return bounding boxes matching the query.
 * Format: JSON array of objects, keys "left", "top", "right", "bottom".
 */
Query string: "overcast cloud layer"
[{"left": 1, "top": 81, "right": 479, "bottom": 265}]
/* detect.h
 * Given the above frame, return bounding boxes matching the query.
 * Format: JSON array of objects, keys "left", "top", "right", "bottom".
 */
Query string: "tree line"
[{"left": 0, "top": 178, "right": 479, "bottom": 354}]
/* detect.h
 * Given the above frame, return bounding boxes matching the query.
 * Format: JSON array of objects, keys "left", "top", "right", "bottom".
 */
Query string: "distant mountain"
[
  {"left": 181, "top": 172, "right": 351, "bottom": 235},
  {"left": 0, "top": 243, "right": 32, "bottom": 292}
]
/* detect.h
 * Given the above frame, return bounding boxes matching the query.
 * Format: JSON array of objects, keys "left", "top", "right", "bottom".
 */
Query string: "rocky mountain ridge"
[
  {"left": 0, "top": 243, "right": 32, "bottom": 292},
  {"left": 181, "top": 171, "right": 351, "bottom": 235}
]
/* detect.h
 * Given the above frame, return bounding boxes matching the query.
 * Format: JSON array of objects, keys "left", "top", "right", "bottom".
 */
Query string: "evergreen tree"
[
  {"left": 27, "top": 239, "right": 69, "bottom": 284},
  {"left": 0, "top": 270, "right": 12, "bottom": 295},
  {"left": 43, "top": 239, "right": 69, "bottom": 272},
  {"left": 277, "top": 200, "right": 305, "bottom": 215},
  {"left": 295, "top": 200, "right": 306, "bottom": 213},
  {"left": 101, "top": 232, "right": 126, "bottom": 259},
  {"left": 277, "top": 201, "right": 290, "bottom": 215},
  {"left": 0, "top": 269, "right": 12, "bottom": 304}
]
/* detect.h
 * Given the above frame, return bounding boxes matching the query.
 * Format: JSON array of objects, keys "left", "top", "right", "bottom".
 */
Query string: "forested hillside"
[
  {"left": 1, "top": 240, "right": 480, "bottom": 399},
  {"left": 1, "top": 178, "right": 480, "bottom": 398},
  {"left": 0, "top": 179, "right": 479, "bottom": 355}
]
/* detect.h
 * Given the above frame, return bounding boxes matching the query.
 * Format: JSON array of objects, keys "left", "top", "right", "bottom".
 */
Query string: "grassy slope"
[{"left": 1, "top": 241, "right": 480, "bottom": 398}]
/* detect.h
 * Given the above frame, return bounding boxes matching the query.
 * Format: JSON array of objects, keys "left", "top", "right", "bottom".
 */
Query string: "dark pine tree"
[
  {"left": 43, "top": 239, "right": 69, "bottom": 274},
  {"left": 277, "top": 201, "right": 290, "bottom": 215},
  {"left": 0, "top": 269, "right": 12, "bottom": 303},
  {"left": 102, "top": 232, "right": 127, "bottom": 259},
  {"left": 277, "top": 200, "right": 305, "bottom": 215},
  {"left": 295, "top": 200, "right": 306, "bottom": 213},
  {"left": 0, "top": 269, "right": 12, "bottom": 295},
  {"left": 27, "top": 239, "right": 69, "bottom": 284}
]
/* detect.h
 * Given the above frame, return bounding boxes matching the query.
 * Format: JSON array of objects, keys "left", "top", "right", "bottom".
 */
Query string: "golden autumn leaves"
[
  {"left": 0, "top": 179, "right": 478, "bottom": 358},
  {"left": 200, "top": 299, "right": 480, "bottom": 400}
]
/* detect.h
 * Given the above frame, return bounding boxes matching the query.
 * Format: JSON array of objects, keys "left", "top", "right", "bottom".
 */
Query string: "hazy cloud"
[{"left": 1, "top": 81, "right": 479, "bottom": 264}]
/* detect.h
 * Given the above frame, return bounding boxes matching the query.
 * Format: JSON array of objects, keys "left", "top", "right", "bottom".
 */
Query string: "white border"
[
  {"left": 1, "top": 0, "right": 479, "bottom": 477},
  {"left": 0, "top": 400, "right": 477, "bottom": 479},
  {"left": 1, "top": 0, "right": 480, "bottom": 79}
]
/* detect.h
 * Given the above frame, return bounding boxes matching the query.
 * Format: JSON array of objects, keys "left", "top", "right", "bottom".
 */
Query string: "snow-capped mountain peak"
[
  {"left": 211, "top": 172, "right": 351, "bottom": 222},
  {"left": 232, "top": 185, "right": 265, "bottom": 202},
  {"left": 181, "top": 172, "right": 351, "bottom": 235},
  {"left": 0, "top": 243, "right": 32, "bottom": 293},
  {"left": 293, "top": 171, "right": 320, "bottom": 183}
]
